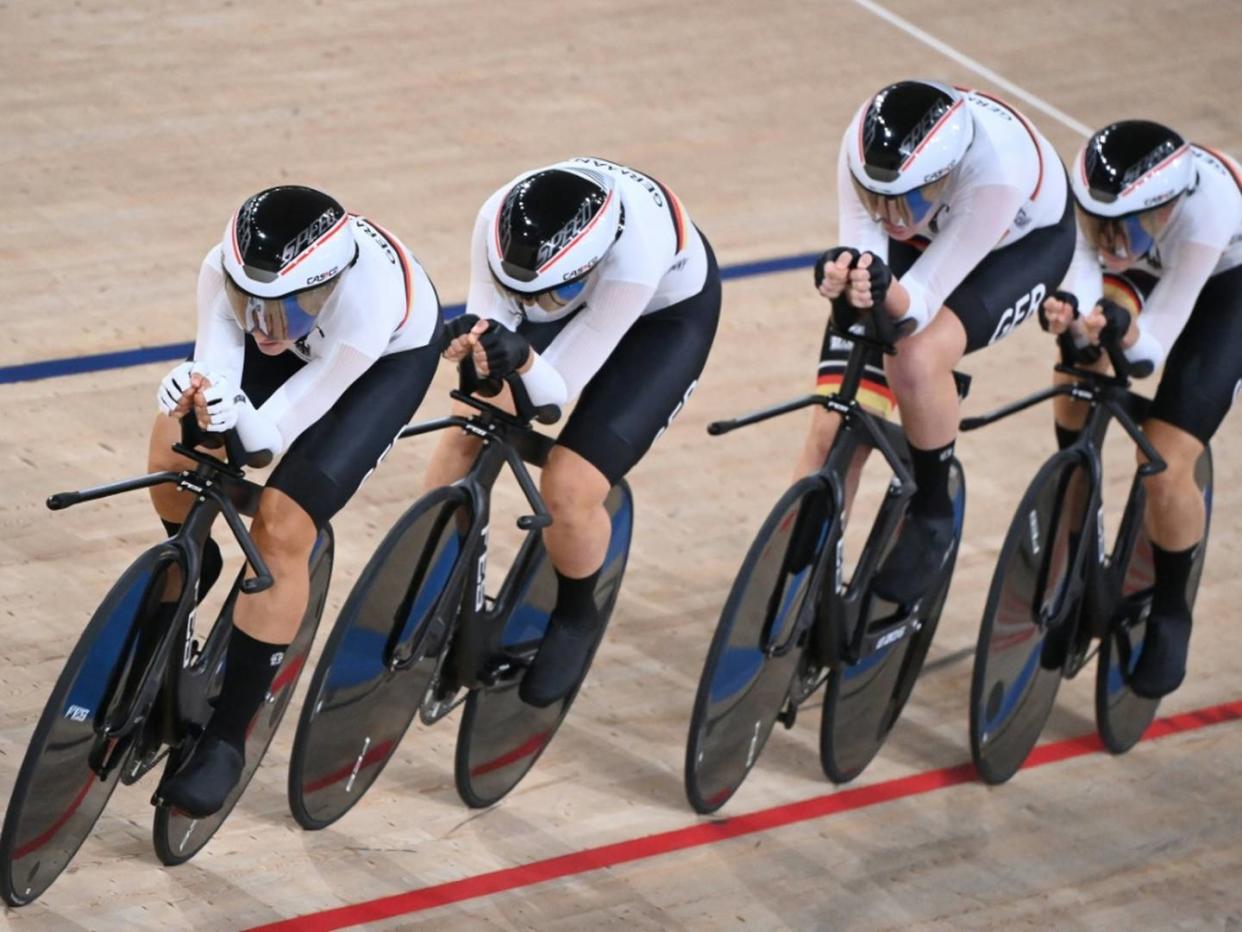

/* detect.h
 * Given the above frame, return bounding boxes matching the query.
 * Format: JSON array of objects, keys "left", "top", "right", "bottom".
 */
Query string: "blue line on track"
[{"left": 0, "top": 252, "right": 820, "bottom": 386}]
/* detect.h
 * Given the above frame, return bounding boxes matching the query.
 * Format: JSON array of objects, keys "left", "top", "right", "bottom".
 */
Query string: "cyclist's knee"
[
  {"left": 1139, "top": 420, "right": 1202, "bottom": 496},
  {"left": 541, "top": 448, "right": 609, "bottom": 520},
  {"left": 885, "top": 333, "right": 951, "bottom": 394},
  {"left": 886, "top": 309, "right": 963, "bottom": 391},
  {"left": 801, "top": 406, "right": 842, "bottom": 469},
  {"left": 148, "top": 415, "right": 194, "bottom": 472},
  {"left": 252, "top": 489, "right": 317, "bottom": 563}
]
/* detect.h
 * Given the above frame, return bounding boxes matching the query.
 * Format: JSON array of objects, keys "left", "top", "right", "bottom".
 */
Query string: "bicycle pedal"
[
  {"left": 860, "top": 613, "right": 918, "bottom": 655},
  {"left": 777, "top": 702, "right": 798, "bottom": 730},
  {"left": 419, "top": 678, "right": 466, "bottom": 724}
]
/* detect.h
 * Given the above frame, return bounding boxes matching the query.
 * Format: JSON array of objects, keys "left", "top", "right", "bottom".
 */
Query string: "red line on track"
[{"left": 247, "top": 698, "right": 1242, "bottom": 932}]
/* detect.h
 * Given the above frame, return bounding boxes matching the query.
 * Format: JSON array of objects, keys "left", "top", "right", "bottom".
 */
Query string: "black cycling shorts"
[
  {"left": 817, "top": 186, "right": 1076, "bottom": 411},
  {"left": 519, "top": 230, "right": 722, "bottom": 486},
  {"left": 1106, "top": 265, "right": 1242, "bottom": 445},
  {"left": 238, "top": 317, "right": 443, "bottom": 527}
]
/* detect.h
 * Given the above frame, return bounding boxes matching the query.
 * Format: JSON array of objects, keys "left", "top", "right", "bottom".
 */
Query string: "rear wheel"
[
  {"left": 153, "top": 527, "right": 334, "bottom": 864},
  {"left": 684, "top": 477, "right": 832, "bottom": 814},
  {"left": 0, "top": 546, "right": 186, "bottom": 906},
  {"left": 454, "top": 482, "right": 634, "bottom": 808},
  {"left": 820, "top": 462, "right": 964, "bottom": 783},
  {"left": 288, "top": 487, "right": 470, "bottom": 829},
  {"left": 970, "top": 450, "right": 1091, "bottom": 785},
  {"left": 1096, "top": 446, "right": 1213, "bottom": 752}
]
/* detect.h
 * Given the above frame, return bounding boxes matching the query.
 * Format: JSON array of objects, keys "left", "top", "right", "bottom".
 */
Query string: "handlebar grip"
[
  {"left": 517, "top": 514, "right": 553, "bottom": 531},
  {"left": 223, "top": 430, "right": 273, "bottom": 470},
  {"left": 505, "top": 372, "right": 561, "bottom": 425},
  {"left": 47, "top": 491, "right": 82, "bottom": 510},
  {"left": 179, "top": 414, "right": 271, "bottom": 469},
  {"left": 1101, "top": 335, "right": 1132, "bottom": 381},
  {"left": 240, "top": 574, "right": 274, "bottom": 594}
]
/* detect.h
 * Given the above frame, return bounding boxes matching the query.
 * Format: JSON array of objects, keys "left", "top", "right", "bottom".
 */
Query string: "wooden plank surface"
[{"left": 1, "top": 0, "right": 1240, "bottom": 928}]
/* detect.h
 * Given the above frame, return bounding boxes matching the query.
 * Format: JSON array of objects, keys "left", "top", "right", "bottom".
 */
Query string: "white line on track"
[{"left": 850, "top": 0, "right": 1094, "bottom": 137}]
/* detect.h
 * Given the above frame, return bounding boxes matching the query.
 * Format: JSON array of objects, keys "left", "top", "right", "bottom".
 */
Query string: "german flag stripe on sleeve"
[
  {"left": 962, "top": 87, "right": 1045, "bottom": 201},
  {"left": 654, "top": 179, "right": 688, "bottom": 254},
  {"left": 368, "top": 219, "right": 414, "bottom": 330},
  {"left": 1197, "top": 144, "right": 1242, "bottom": 195}
]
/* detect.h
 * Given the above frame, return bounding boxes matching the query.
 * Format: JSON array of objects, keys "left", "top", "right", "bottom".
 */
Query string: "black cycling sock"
[
  {"left": 554, "top": 568, "right": 602, "bottom": 622},
  {"left": 1150, "top": 542, "right": 1197, "bottom": 615},
  {"left": 1054, "top": 424, "right": 1082, "bottom": 451},
  {"left": 161, "top": 519, "right": 223, "bottom": 601},
  {"left": 907, "top": 440, "right": 955, "bottom": 520},
  {"left": 205, "top": 626, "right": 288, "bottom": 752}
]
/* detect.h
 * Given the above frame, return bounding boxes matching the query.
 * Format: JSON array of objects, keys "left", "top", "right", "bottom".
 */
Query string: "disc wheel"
[
  {"left": 454, "top": 482, "right": 634, "bottom": 808},
  {"left": 820, "top": 462, "right": 965, "bottom": 784},
  {"left": 153, "top": 527, "right": 334, "bottom": 864},
  {"left": 1096, "top": 446, "right": 1213, "bottom": 752},
  {"left": 288, "top": 487, "right": 470, "bottom": 829},
  {"left": 0, "top": 546, "right": 185, "bottom": 906},
  {"left": 684, "top": 476, "right": 832, "bottom": 814},
  {"left": 970, "top": 450, "right": 1091, "bottom": 785}
]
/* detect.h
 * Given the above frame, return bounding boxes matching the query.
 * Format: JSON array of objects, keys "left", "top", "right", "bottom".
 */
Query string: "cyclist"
[
  {"left": 150, "top": 185, "right": 443, "bottom": 815},
  {"left": 800, "top": 79, "right": 1076, "bottom": 605},
  {"left": 428, "top": 157, "right": 721, "bottom": 707},
  {"left": 1041, "top": 120, "right": 1242, "bottom": 698}
]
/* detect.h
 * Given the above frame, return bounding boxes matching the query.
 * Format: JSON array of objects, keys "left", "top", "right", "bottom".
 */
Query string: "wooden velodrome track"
[{"left": 3, "top": 0, "right": 1241, "bottom": 928}]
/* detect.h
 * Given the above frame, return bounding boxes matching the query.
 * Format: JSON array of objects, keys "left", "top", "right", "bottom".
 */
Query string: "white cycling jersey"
[
  {"left": 1062, "top": 145, "right": 1242, "bottom": 369},
  {"left": 838, "top": 88, "right": 1068, "bottom": 333},
  {"left": 193, "top": 216, "right": 440, "bottom": 452},
  {"left": 467, "top": 156, "right": 708, "bottom": 404}
]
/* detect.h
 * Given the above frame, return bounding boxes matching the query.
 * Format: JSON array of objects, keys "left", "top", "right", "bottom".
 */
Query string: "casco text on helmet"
[
  {"left": 221, "top": 186, "right": 358, "bottom": 299},
  {"left": 1070, "top": 120, "right": 1196, "bottom": 219},
  {"left": 846, "top": 80, "right": 975, "bottom": 197},
  {"left": 487, "top": 167, "right": 624, "bottom": 295}
]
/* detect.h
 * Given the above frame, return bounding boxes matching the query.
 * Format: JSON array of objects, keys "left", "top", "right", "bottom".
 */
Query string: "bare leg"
[
  {"left": 1139, "top": 418, "right": 1206, "bottom": 550},
  {"left": 1129, "top": 418, "right": 1206, "bottom": 699},
  {"left": 540, "top": 446, "right": 613, "bottom": 577},
  {"left": 793, "top": 404, "right": 873, "bottom": 520},
  {"left": 884, "top": 309, "right": 967, "bottom": 449},
  {"left": 519, "top": 445, "right": 615, "bottom": 707},
  {"left": 233, "top": 488, "right": 316, "bottom": 644},
  {"left": 870, "top": 308, "right": 967, "bottom": 604}
]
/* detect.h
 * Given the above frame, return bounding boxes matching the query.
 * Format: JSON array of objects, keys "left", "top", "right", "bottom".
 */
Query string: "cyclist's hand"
[
  {"left": 847, "top": 252, "right": 893, "bottom": 310},
  {"left": 442, "top": 314, "right": 488, "bottom": 363},
  {"left": 815, "top": 248, "right": 857, "bottom": 300},
  {"left": 1079, "top": 306, "right": 1109, "bottom": 346},
  {"left": 189, "top": 371, "right": 240, "bottom": 432},
  {"left": 1039, "top": 292, "right": 1078, "bottom": 336},
  {"left": 474, "top": 321, "right": 532, "bottom": 378},
  {"left": 157, "top": 362, "right": 200, "bottom": 418}
]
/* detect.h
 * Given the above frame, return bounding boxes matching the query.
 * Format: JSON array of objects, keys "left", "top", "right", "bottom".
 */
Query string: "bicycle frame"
[
  {"left": 709, "top": 321, "right": 965, "bottom": 671},
  {"left": 45, "top": 427, "right": 274, "bottom": 775},
  {"left": 960, "top": 353, "right": 1168, "bottom": 674},
  {"left": 391, "top": 389, "right": 556, "bottom": 716}
]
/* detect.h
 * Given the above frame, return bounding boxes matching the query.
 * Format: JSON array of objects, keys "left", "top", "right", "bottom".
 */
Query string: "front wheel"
[
  {"left": 153, "top": 527, "right": 334, "bottom": 865},
  {"left": 0, "top": 546, "right": 186, "bottom": 907},
  {"left": 684, "top": 476, "right": 832, "bottom": 814},
  {"left": 288, "top": 487, "right": 470, "bottom": 830},
  {"left": 970, "top": 449, "right": 1092, "bottom": 785}
]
